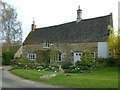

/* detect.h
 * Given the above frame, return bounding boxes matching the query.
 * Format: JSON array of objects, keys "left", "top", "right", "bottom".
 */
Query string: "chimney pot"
[
  {"left": 31, "top": 18, "right": 36, "bottom": 31},
  {"left": 77, "top": 6, "right": 82, "bottom": 22}
]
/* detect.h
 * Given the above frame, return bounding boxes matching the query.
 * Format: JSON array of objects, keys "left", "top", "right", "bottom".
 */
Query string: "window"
[
  {"left": 79, "top": 53, "right": 82, "bottom": 55},
  {"left": 27, "top": 53, "right": 36, "bottom": 60},
  {"left": 76, "top": 53, "right": 78, "bottom": 55},
  {"left": 76, "top": 53, "right": 82, "bottom": 56},
  {"left": 91, "top": 52, "right": 95, "bottom": 58},
  {"left": 43, "top": 43, "right": 50, "bottom": 48},
  {"left": 58, "top": 53, "right": 62, "bottom": 61}
]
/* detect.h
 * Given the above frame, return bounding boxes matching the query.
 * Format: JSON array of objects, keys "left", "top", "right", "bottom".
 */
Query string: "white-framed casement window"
[
  {"left": 27, "top": 53, "right": 36, "bottom": 60},
  {"left": 43, "top": 42, "right": 50, "bottom": 48}
]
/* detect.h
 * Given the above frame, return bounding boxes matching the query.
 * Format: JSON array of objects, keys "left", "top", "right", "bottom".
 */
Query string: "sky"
[
  {"left": 3, "top": 0, "right": 119, "bottom": 42},
  {"left": 118, "top": 1, "right": 120, "bottom": 28}
]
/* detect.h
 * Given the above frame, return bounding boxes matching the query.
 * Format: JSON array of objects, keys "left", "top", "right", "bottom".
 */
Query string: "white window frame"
[
  {"left": 74, "top": 52, "right": 82, "bottom": 63},
  {"left": 43, "top": 42, "right": 50, "bottom": 48},
  {"left": 27, "top": 53, "right": 36, "bottom": 60}
]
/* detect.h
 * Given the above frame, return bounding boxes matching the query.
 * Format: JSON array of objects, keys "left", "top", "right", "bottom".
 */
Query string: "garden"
[
  {"left": 2, "top": 50, "right": 118, "bottom": 88},
  {"left": 11, "top": 67, "right": 118, "bottom": 88}
]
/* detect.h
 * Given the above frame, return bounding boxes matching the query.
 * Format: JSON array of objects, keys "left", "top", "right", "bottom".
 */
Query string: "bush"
[
  {"left": 36, "top": 50, "right": 51, "bottom": 64},
  {"left": 79, "top": 50, "right": 96, "bottom": 70},
  {"left": 96, "top": 58, "right": 118, "bottom": 67},
  {"left": 36, "top": 65, "right": 59, "bottom": 72},
  {"left": 11, "top": 57, "right": 36, "bottom": 69},
  {"left": 106, "top": 58, "right": 119, "bottom": 66},
  {"left": 96, "top": 58, "right": 107, "bottom": 68},
  {"left": 61, "top": 61, "right": 73, "bottom": 69},
  {"left": 12, "top": 57, "right": 59, "bottom": 72},
  {"left": 2, "top": 51, "right": 14, "bottom": 65}
]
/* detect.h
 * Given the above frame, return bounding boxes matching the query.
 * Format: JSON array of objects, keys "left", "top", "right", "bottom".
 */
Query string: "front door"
[{"left": 74, "top": 52, "right": 82, "bottom": 63}]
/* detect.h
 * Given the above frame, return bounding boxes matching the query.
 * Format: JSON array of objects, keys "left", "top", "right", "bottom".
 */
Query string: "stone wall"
[{"left": 23, "top": 42, "right": 98, "bottom": 63}]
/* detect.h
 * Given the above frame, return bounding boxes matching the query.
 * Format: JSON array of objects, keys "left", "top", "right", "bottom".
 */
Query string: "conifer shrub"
[{"left": 2, "top": 51, "right": 14, "bottom": 65}]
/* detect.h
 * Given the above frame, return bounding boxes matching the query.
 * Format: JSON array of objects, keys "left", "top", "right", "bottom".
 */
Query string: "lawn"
[{"left": 11, "top": 67, "right": 118, "bottom": 88}]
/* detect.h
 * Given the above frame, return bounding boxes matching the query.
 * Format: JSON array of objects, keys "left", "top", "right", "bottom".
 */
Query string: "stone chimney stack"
[
  {"left": 31, "top": 18, "right": 36, "bottom": 31},
  {"left": 77, "top": 6, "right": 82, "bottom": 22}
]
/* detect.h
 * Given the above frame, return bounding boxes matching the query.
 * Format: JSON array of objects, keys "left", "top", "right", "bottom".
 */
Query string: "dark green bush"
[
  {"left": 75, "top": 61, "right": 82, "bottom": 66},
  {"left": 2, "top": 51, "right": 14, "bottom": 65},
  {"left": 96, "top": 58, "right": 118, "bottom": 67},
  {"left": 61, "top": 61, "right": 73, "bottom": 69},
  {"left": 96, "top": 58, "right": 107, "bottom": 68},
  {"left": 36, "top": 50, "right": 51, "bottom": 64},
  {"left": 106, "top": 58, "right": 118, "bottom": 66}
]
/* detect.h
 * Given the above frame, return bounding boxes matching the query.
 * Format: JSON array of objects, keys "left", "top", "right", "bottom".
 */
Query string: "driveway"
[{"left": 1, "top": 66, "right": 60, "bottom": 88}]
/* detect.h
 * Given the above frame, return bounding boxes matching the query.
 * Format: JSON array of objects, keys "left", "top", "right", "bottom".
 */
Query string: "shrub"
[
  {"left": 106, "top": 58, "right": 119, "bottom": 66},
  {"left": 11, "top": 57, "right": 36, "bottom": 69},
  {"left": 36, "top": 50, "right": 51, "bottom": 64},
  {"left": 2, "top": 51, "right": 14, "bottom": 65},
  {"left": 36, "top": 65, "right": 59, "bottom": 72},
  {"left": 78, "top": 50, "right": 96, "bottom": 71},
  {"left": 12, "top": 57, "right": 59, "bottom": 72},
  {"left": 12, "top": 57, "right": 34, "bottom": 65},
  {"left": 95, "top": 58, "right": 108, "bottom": 68},
  {"left": 96, "top": 58, "right": 118, "bottom": 67},
  {"left": 61, "top": 61, "right": 73, "bottom": 69}
]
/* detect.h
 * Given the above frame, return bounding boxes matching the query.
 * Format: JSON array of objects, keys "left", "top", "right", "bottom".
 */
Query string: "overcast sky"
[{"left": 3, "top": 0, "right": 119, "bottom": 41}]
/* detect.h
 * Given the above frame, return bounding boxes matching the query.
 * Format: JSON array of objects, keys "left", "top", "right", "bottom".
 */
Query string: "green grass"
[
  {"left": 11, "top": 69, "right": 53, "bottom": 81},
  {"left": 11, "top": 67, "right": 118, "bottom": 88}
]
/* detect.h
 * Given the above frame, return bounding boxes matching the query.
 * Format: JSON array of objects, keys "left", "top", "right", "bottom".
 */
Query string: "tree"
[
  {"left": 107, "top": 25, "right": 120, "bottom": 59},
  {"left": 0, "top": 1, "right": 22, "bottom": 46}
]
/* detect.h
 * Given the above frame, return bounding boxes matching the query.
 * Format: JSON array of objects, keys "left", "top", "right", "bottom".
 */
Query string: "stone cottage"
[{"left": 21, "top": 6, "right": 113, "bottom": 64}]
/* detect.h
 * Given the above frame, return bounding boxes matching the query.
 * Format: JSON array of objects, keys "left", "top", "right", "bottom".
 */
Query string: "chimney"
[
  {"left": 76, "top": 6, "right": 82, "bottom": 22},
  {"left": 31, "top": 18, "right": 36, "bottom": 31}
]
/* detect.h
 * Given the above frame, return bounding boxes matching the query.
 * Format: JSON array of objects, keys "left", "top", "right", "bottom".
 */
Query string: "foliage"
[
  {"left": 61, "top": 51, "right": 97, "bottom": 73},
  {"left": 2, "top": 51, "right": 14, "bottom": 65},
  {"left": 0, "top": 1, "right": 22, "bottom": 45},
  {"left": 13, "top": 57, "right": 34, "bottom": 64},
  {"left": 11, "top": 57, "right": 35, "bottom": 69},
  {"left": 107, "top": 25, "right": 120, "bottom": 59},
  {"left": 96, "top": 58, "right": 119, "bottom": 67},
  {"left": 106, "top": 58, "right": 119, "bottom": 66},
  {"left": 2, "top": 45, "right": 21, "bottom": 54},
  {"left": 11, "top": 57, "right": 59, "bottom": 72},
  {"left": 61, "top": 61, "right": 72, "bottom": 69},
  {"left": 95, "top": 58, "right": 108, "bottom": 68},
  {"left": 80, "top": 50, "right": 96, "bottom": 70},
  {"left": 36, "top": 65, "right": 59, "bottom": 72},
  {"left": 36, "top": 50, "right": 51, "bottom": 64}
]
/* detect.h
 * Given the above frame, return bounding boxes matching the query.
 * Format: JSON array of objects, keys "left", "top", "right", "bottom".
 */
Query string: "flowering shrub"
[
  {"left": 61, "top": 51, "right": 98, "bottom": 73},
  {"left": 36, "top": 65, "right": 59, "bottom": 72},
  {"left": 12, "top": 57, "right": 59, "bottom": 72}
]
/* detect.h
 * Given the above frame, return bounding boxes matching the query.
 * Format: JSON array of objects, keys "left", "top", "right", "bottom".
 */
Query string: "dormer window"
[{"left": 43, "top": 42, "right": 50, "bottom": 48}]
